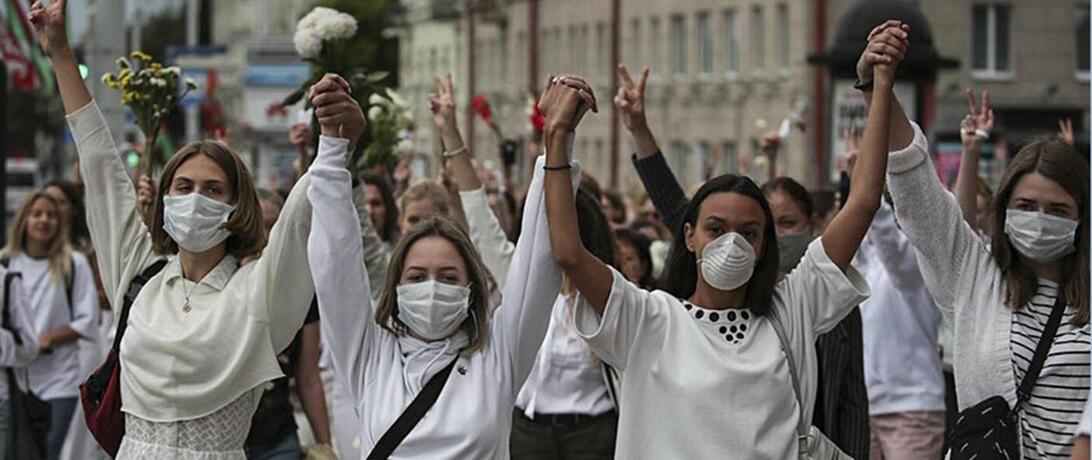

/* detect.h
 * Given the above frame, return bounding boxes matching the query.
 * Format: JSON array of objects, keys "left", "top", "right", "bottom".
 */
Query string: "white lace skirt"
[{"left": 116, "top": 391, "right": 259, "bottom": 459}]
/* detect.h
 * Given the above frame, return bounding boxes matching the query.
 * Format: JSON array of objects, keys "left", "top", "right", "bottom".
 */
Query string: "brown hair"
[
  {"left": 150, "top": 141, "right": 266, "bottom": 259},
  {"left": 374, "top": 216, "right": 491, "bottom": 353},
  {"left": 2, "top": 192, "right": 73, "bottom": 282},
  {"left": 399, "top": 181, "right": 451, "bottom": 217},
  {"left": 990, "top": 138, "right": 1089, "bottom": 325}
]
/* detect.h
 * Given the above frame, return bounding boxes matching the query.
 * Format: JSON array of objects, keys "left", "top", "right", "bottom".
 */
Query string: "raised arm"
[
  {"left": 542, "top": 75, "right": 613, "bottom": 316},
  {"left": 820, "top": 22, "right": 906, "bottom": 271},
  {"left": 430, "top": 75, "right": 515, "bottom": 285},
  {"left": 954, "top": 89, "right": 992, "bottom": 227},
  {"left": 255, "top": 75, "right": 364, "bottom": 353},
  {"left": 616, "top": 64, "right": 689, "bottom": 234},
  {"left": 34, "top": 1, "right": 161, "bottom": 308},
  {"left": 30, "top": 0, "right": 89, "bottom": 114},
  {"left": 306, "top": 78, "right": 375, "bottom": 404}
]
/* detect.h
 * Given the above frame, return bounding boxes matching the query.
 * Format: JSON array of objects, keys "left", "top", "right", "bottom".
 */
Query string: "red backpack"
[{"left": 79, "top": 260, "right": 165, "bottom": 457}]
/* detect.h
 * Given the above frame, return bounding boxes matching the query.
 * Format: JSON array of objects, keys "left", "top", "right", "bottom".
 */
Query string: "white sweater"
[
  {"left": 68, "top": 101, "right": 318, "bottom": 421},
  {"left": 308, "top": 153, "right": 573, "bottom": 458},
  {"left": 887, "top": 123, "right": 1089, "bottom": 458}
]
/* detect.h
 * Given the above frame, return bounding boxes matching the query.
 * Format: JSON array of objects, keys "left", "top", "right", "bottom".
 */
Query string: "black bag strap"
[
  {"left": 2, "top": 270, "right": 23, "bottom": 344},
  {"left": 1015, "top": 291, "right": 1068, "bottom": 410},
  {"left": 64, "top": 254, "right": 74, "bottom": 319},
  {"left": 366, "top": 358, "right": 458, "bottom": 460},
  {"left": 112, "top": 260, "right": 168, "bottom": 353}
]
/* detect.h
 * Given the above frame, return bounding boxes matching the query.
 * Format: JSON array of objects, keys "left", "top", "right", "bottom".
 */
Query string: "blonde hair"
[
  {"left": 374, "top": 216, "right": 490, "bottom": 354},
  {"left": 399, "top": 181, "right": 451, "bottom": 217},
  {"left": 2, "top": 192, "right": 73, "bottom": 282}
]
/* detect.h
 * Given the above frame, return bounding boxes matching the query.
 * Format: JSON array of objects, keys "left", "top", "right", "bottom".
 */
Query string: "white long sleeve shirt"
[
  {"left": 308, "top": 151, "right": 572, "bottom": 459},
  {"left": 856, "top": 201, "right": 946, "bottom": 415},
  {"left": 68, "top": 101, "right": 318, "bottom": 422},
  {"left": 460, "top": 188, "right": 515, "bottom": 288},
  {"left": 0, "top": 267, "right": 40, "bottom": 400},
  {"left": 574, "top": 240, "right": 870, "bottom": 459},
  {"left": 7, "top": 251, "right": 99, "bottom": 400}
]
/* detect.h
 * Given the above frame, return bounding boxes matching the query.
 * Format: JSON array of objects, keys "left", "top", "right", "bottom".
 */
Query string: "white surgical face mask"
[
  {"left": 697, "top": 232, "right": 756, "bottom": 291},
  {"left": 1004, "top": 209, "right": 1079, "bottom": 263},
  {"left": 162, "top": 193, "right": 235, "bottom": 253},
  {"left": 396, "top": 280, "right": 471, "bottom": 340}
]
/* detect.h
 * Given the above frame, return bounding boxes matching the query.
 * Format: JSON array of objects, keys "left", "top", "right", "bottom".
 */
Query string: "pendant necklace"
[{"left": 180, "top": 271, "right": 198, "bottom": 313}]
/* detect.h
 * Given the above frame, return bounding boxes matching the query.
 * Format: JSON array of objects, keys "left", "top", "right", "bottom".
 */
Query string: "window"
[
  {"left": 671, "top": 141, "right": 690, "bottom": 186},
  {"left": 776, "top": 3, "right": 790, "bottom": 72},
  {"left": 651, "top": 17, "right": 662, "bottom": 75},
  {"left": 721, "top": 141, "right": 739, "bottom": 174},
  {"left": 569, "top": 26, "right": 579, "bottom": 72},
  {"left": 1078, "top": 4, "right": 1090, "bottom": 78},
  {"left": 972, "top": 4, "right": 1012, "bottom": 75},
  {"left": 723, "top": 9, "right": 740, "bottom": 76},
  {"left": 751, "top": 6, "right": 766, "bottom": 73},
  {"left": 630, "top": 18, "right": 642, "bottom": 67},
  {"left": 692, "top": 141, "right": 711, "bottom": 185},
  {"left": 671, "top": 15, "right": 687, "bottom": 76},
  {"left": 696, "top": 11, "right": 713, "bottom": 76},
  {"left": 597, "top": 22, "right": 608, "bottom": 77},
  {"left": 581, "top": 24, "right": 591, "bottom": 74}
]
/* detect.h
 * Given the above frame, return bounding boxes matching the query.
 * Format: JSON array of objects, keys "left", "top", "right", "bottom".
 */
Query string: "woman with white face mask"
[
  {"left": 879, "top": 60, "right": 1089, "bottom": 460},
  {"left": 307, "top": 84, "right": 573, "bottom": 458},
  {"left": 540, "top": 21, "right": 903, "bottom": 459},
  {"left": 31, "top": 2, "right": 365, "bottom": 457}
]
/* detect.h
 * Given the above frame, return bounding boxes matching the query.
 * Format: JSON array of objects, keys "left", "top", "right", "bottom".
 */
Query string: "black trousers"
[{"left": 509, "top": 408, "right": 617, "bottom": 460}]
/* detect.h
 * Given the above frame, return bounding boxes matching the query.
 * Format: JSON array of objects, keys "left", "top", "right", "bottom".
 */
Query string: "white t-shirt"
[
  {"left": 575, "top": 239, "right": 869, "bottom": 459},
  {"left": 9, "top": 251, "right": 99, "bottom": 400},
  {"left": 516, "top": 292, "right": 613, "bottom": 417},
  {"left": 856, "top": 202, "right": 946, "bottom": 415}
]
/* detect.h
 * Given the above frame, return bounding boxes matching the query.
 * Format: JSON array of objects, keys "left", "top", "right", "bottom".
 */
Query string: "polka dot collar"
[{"left": 682, "top": 301, "right": 753, "bottom": 344}]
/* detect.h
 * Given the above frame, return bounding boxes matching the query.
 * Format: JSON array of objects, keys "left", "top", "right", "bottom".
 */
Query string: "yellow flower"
[{"left": 130, "top": 50, "right": 152, "bottom": 61}]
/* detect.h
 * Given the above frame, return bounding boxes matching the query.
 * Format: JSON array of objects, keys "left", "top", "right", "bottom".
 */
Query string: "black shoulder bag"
[
  {"left": 365, "top": 358, "right": 458, "bottom": 460},
  {"left": 2, "top": 270, "right": 50, "bottom": 460},
  {"left": 947, "top": 293, "right": 1067, "bottom": 460}
]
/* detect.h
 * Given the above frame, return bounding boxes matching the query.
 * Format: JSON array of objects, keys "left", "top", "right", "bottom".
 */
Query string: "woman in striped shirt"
[{"left": 878, "top": 82, "right": 1089, "bottom": 457}]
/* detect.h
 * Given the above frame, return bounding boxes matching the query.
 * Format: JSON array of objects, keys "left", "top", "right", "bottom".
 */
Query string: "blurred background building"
[
  {"left": 396, "top": 0, "right": 1090, "bottom": 194},
  {"left": 1, "top": 0, "right": 1089, "bottom": 213}
]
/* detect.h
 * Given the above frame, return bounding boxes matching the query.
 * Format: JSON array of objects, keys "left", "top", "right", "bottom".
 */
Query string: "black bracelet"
[
  {"left": 853, "top": 78, "right": 874, "bottom": 92},
  {"left": 543, "top": 164, "right": 572, "bottom": 171}
]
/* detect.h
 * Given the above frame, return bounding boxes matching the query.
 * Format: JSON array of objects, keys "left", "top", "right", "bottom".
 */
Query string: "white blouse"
[
  {"left": 68, "top": 101, "right": 319, "bottom": 422},
  {"left": 574, "top": 240, "right": 869, "bottom": 459},
  {"left": 308, "top": 152, "right": 573, "bottom": 458},
  {"left": 7, "top": 251, "right": 99, "bottom": 400},
  {"left": 516, "top": 293, "right": 613, "bottom": 417}
]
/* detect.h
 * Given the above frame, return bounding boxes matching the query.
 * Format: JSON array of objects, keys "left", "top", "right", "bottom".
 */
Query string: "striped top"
[{"left": 1010, "top": 281, "right": 1090, "bottom": 459}]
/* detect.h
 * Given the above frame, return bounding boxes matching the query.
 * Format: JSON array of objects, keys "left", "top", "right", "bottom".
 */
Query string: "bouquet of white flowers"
[
  {"left": 292, "top": 7, "right": 357, "bottom": 59},
  {"left": 283, "top": 5, "right": 393, "bottom": 170},
  {"left": 362, "top": 89, "right": 415, "bottom": 169}
]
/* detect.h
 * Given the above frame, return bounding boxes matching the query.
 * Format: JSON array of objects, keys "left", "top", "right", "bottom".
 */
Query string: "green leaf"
[{"left": 282, "top": 87, "right": 306, "bottom": 106}]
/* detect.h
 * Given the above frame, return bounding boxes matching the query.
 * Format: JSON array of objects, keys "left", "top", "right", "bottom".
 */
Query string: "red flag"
[{"left": 0, "top": 23, "right": 37, "bottom": 90}]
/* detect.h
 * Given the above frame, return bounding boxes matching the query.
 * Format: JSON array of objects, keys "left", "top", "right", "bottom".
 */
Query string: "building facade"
[{"left": 400, "top": 0, "right": 1090, "bottom": 192}]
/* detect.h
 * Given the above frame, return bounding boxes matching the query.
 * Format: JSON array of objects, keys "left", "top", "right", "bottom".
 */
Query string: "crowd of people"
[{"left": 0, "top": 1, "right": 1086, "bottom": 459}]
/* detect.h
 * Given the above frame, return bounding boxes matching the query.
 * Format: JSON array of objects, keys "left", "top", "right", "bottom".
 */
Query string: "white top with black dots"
[{"left": 575, "top": 239, "right": 870, "bottom": 459}]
